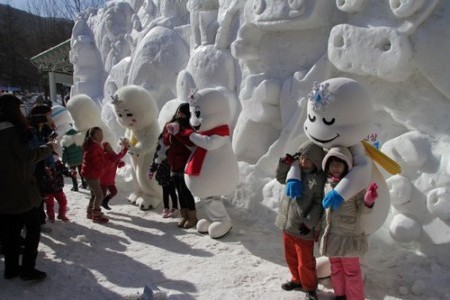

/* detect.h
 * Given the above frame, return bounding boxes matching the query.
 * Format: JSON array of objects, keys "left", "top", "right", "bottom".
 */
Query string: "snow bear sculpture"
[
  {"left": 185, "top": 87, "right": 239, "bottom": 238},
  {"left": 112, "top": 85, "right": 162, "bottom": 210},
  {"left": 66, "top": 94, "right": 116, "bottom": 147}
]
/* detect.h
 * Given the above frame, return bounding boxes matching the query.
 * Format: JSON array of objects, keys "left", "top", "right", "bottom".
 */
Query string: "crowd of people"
[{"left": 0, "top": 91, "right": 377, "bottom": 300}]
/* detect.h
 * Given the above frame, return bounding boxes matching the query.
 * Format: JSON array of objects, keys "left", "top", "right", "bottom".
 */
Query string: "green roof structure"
[{"left": 30, "top": 39, "right": 73, "bottom": 74}]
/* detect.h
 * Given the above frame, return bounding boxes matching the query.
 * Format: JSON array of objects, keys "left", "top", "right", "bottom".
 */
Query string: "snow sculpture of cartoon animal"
[
  {"left": 185, "top": 88, "right": 239, "bottom": 238},
  {"left": 112, "top": 85, "right": 162, "bottom": 210},
  {"left": 66, "top": 94, "right": 117, "bottom": 147},
  {"left": 301, "top": 77, "right": 391, "bottom": 234}
]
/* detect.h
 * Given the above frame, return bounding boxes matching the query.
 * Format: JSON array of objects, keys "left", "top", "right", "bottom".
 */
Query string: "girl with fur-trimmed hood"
[{"left": 319, "top": 146, "right": 378, "bottom": 300}]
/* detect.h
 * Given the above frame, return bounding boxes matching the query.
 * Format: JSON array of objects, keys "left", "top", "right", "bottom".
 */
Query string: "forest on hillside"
[{"left": 0, "top": 4, "right": 73, "bottom": 90}]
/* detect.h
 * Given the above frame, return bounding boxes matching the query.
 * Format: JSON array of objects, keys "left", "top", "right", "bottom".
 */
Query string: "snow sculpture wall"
[{"left": 70, "top": 0, "right": 450, "bottom": 267}]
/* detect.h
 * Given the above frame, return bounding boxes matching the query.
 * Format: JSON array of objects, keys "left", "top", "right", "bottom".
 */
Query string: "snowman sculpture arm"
[
  {"left": 189, "top": 133, "right": 228, "bottom": 150},
  {"left": 323, "top": 144, "right": 372, "bottom": 209}
]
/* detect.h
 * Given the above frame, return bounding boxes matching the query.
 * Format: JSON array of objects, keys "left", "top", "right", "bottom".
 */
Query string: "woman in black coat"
[{"left": 0, "top": 94, "right": 54, "bottom": 280}]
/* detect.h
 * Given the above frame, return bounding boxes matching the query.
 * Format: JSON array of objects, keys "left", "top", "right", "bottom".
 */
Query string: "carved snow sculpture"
[
  {"left": 70, "top": 16, "right": 106, "bottom": 102},
  {"left": 66, "top": 94, "right": 116, "bottom": 147},
  {"left": 231, "top": 0, "right": 343, "bottom": 172},
  {"left": 389, "top": 213, "right": 422, "bottom": 243}
]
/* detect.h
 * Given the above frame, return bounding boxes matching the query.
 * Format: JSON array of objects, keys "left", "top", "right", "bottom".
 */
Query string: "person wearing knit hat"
[
  {"left": 275, "top": 141, "right": 327, "bottom": 300},
  {"left": 319, "top": 146, "right": 378, "bottom": 300},
  {"left": 61, "top": 127, "right": 87, "bottom": 191}
]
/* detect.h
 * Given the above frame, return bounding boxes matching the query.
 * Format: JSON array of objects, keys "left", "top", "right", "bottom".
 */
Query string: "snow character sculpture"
[
  {"left": 66, "top": 94, "right": 116, "bottom": 147},
  {"left": 300, "top": 77, "right": 397, "bottom": 234},
  {"left": 184, "top": 88, "right": 239, "bottom": 238},
  {"left": 112, "top": 85, "right": 162, "bottom": 210}
]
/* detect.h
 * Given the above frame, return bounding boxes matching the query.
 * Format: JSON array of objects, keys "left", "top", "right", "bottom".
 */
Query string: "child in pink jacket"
[
  {"left": 100, "top": 142, "right": 128, "bottom": 210},
  {"left": 319, "top": 146, "right": 378, "bottom": 300}
]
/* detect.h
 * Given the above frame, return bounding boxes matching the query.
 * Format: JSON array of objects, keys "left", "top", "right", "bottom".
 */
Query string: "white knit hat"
[{"left": 322, "top": 146, "right": 353, "bottom": 171}]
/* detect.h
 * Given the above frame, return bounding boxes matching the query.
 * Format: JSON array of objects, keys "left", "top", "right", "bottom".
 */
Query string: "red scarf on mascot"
[{"left": 185, "top": 125, "right": 230, "bottom": 176}]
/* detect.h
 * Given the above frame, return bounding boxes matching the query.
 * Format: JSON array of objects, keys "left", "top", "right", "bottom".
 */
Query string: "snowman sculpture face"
[{"left": 303, "top": 77, "right": 373, "bottom": 149}]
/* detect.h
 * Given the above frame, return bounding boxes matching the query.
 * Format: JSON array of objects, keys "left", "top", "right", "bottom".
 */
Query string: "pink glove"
[
  {"left": 147, "top": 171, "right": 154, "bottom": 181},
  {"left": 166, "top": 122, "right": 180, "bottom": 135},
  {"left": 364, "top": 182, "right": 378, "bottom": 207}
]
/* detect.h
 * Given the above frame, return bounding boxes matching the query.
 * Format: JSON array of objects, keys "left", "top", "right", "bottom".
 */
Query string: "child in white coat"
[{"left": 319, "top": 146, "right": 378, "bottom": 300}]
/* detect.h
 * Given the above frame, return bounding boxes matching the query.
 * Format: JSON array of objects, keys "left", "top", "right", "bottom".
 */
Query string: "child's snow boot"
[
  {"left": 71, "top": 176, "right": 79, "bottom": 191},
  {"left": 57, "top": 209, "right": 70, "bottom": 222},
  {"left": 101, "top": 196, "right": 111, "bottom": 210},
  {"left": 86, "top": 207, "right": 93, "bottom": 219},
  {"left": 92, "top": 209, "right": 109, "bottom": 223},
  {"left": 305, "top": 290, "right": 318, "bottom": 300},
  {"left": 162, "top": 208, "right": 171, "bottom": 218}
]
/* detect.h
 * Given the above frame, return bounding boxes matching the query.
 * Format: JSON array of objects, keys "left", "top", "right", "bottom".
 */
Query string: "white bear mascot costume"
[
  {"left": 112, "top": 85, "right": 162, "bottom": 210},
  {"left": 185, "top": 88, "right": 239, "bottom": 238}
]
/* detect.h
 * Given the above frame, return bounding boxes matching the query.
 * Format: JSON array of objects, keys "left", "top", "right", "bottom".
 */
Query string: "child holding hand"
[
  {"left": 100, "top": 142, "right": 128, "bottom": 210},
  {"left": 81, "top": 127, "right": 108, "bottom": 223},
  {"left": 319, "top": 146, "right": 377, "bottom": 300},
  {"left": 275, "top": 141, "right": 326, "bottom": 300}
]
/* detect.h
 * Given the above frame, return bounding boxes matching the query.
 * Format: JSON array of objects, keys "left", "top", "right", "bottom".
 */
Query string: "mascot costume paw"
[
  {"left": 184, "top": 88, "right": 239, "bottom": 238},
  {"left": 112, "top": 85, "right": 162, "bottom": 210}
]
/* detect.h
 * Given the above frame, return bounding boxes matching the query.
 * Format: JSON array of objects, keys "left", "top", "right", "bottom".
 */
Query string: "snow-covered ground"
[{"left": 2, "top": 175, "right": 449, "bottom": 300}]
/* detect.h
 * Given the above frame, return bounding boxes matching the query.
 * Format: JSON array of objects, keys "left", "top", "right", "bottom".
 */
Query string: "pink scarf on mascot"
[{"left": 185, "top": 125, "right": 230, "bottom": 176}]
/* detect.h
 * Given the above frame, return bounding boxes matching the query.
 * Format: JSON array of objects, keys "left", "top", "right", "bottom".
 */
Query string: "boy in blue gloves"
[{"left": 275, "top": 141, "right": 326, "bottom": 300}]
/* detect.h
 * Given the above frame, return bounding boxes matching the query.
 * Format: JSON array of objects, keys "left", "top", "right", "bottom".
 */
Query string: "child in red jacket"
[
  {"left": 100, "top": 142, "right": 128, "bottom": 210},
  {"left": 43, "top": 154, "right": 72, "bottom": 223},
  {"left": 80, "top": 127, "right": 108, "bottom": 223}
]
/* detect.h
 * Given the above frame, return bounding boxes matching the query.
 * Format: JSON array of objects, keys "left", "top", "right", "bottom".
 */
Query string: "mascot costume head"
[{"left": 304, "top": 78, "right": 373, "bottom": 149}]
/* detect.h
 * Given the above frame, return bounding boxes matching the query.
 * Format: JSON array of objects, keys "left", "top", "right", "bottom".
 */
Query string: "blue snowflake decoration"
[{"left": 307, "top": 82, "right": 335, "bottom": 111}]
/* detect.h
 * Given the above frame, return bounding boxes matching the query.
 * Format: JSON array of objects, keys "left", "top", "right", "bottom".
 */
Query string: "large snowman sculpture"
[
  {"left": 112, "top": 85, "right": 162, "bottom": 210},
  {"left": 300, "top": 77, "right": 392, "bottom": 234},
  {"left": 185, "top": 87, "right": 239, "bottom": 238}
]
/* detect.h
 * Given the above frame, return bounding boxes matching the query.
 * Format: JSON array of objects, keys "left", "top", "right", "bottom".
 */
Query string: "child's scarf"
[{"left": 185, "top": 125, "right": 230, "bottom": 176}]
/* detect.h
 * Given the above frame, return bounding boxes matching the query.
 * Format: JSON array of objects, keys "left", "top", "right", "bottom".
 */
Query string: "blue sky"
[{"left": 0, "top": 0, "right": 29, "bottom": 11}]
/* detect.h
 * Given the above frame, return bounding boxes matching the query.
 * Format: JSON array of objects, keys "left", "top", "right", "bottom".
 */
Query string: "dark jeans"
[
  {"left": 172, "top": 174, "right": 195, "bottom": 210},
  {"left": 101, "top": 184, "right": 118, "bottom": 202},
  {"left": 0, "top": 207, "right": 42, "bottom": 276},
  {"left": 162, "top": 183, "right": 178, "bottom": 209}
]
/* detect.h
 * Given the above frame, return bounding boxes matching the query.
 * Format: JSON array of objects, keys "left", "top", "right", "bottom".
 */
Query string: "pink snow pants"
[
  {"left": 329, "top": 257, "right": 365, "bottom": 300},
  {"left": 283, "top": 232, "right": 317, "bottom": 291}
]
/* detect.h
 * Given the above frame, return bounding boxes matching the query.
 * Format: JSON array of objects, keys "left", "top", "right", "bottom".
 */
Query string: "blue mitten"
[
  {"left": 322, "top": 190, "right": 344, "bottom": 209},
  {"left": 285, "top": 179, "right": 303, "bottom": 198}
]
